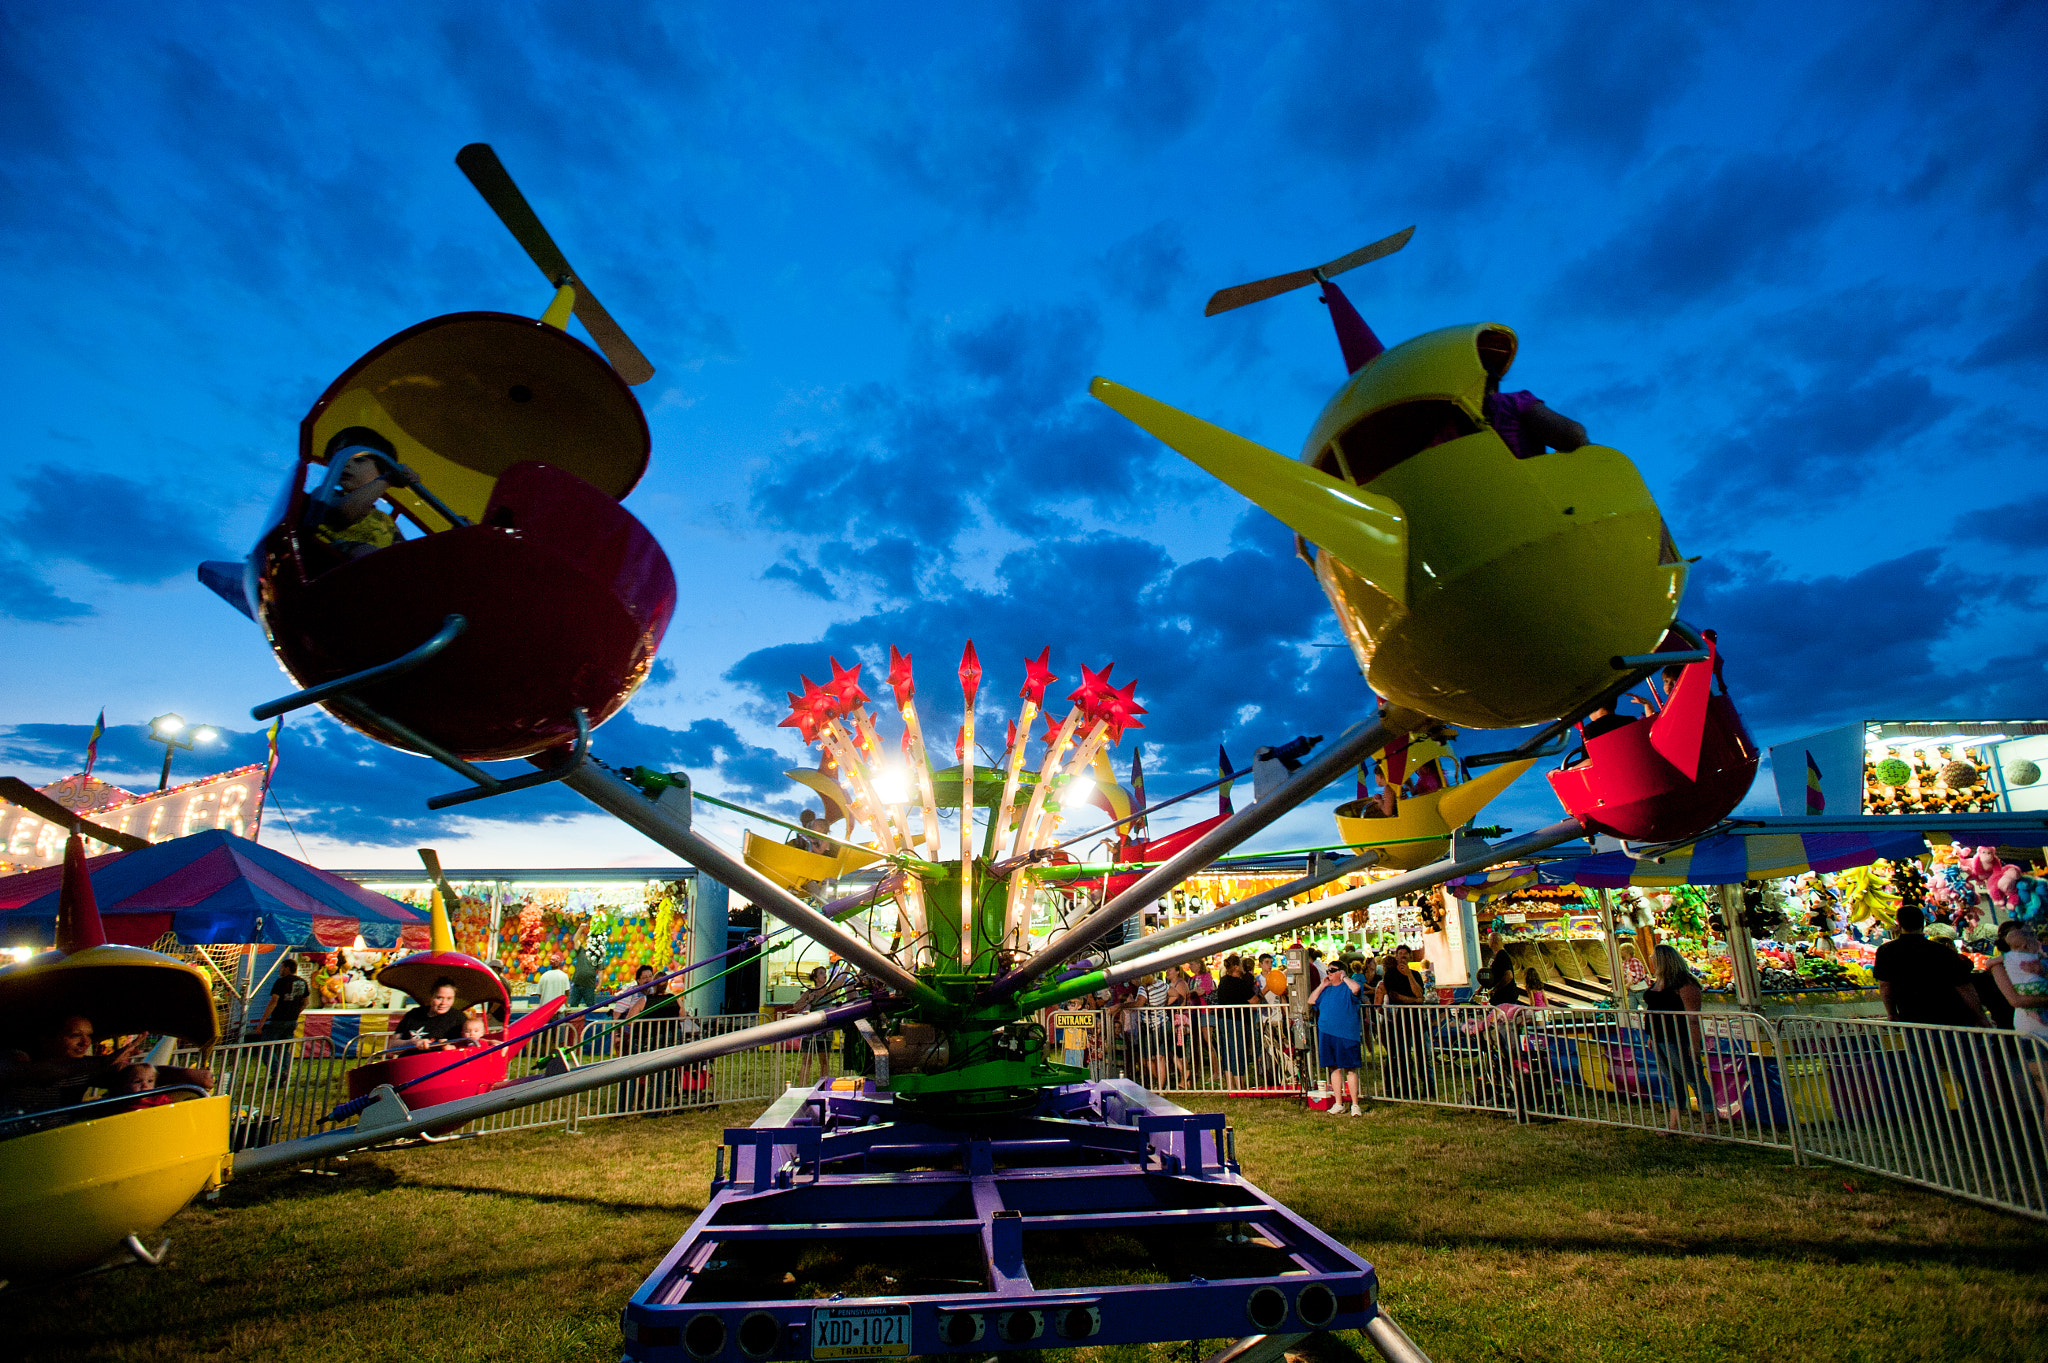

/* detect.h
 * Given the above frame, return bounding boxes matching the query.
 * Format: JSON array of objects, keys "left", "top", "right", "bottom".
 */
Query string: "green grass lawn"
[{"left": 17, "top": 1100, "right": 2048, "bottom": 1363}]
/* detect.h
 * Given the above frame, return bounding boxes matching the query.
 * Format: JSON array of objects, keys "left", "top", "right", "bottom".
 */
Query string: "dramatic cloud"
[
  {"left": 6, "top": 467, "right": 228, "bottom": 586},
  {"left": 1094, "top": 221, "right": 1190, "bottom": 313},
  {"left": 1672, "top": 368, "right": 1959, "bottom": 532},
  {"left": 1552, "top": 152, "right": 1842, "bottom": 314},
  {"left": 1526, "top": 3, "right": 1708, "bottom": 161},
  {"left": 0, "top": 556, "right": 91, "bottom": 623},
  {"left": 1965, "top": 257, "right": 2048, "bottom": 371},
  {"left": 727, "top": 511, "right": 1361, "bottom": 788},
  {"left": 750, "top": 304, "right": 1181, "bottom": 592},
  {"left": 1681, "top": 549, "right": 2048, "bottom": 733}
]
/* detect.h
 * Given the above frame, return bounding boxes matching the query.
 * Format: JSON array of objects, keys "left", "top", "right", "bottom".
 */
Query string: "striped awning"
[{"left": 1529, "top": 826, "right": 1934, "bottom": 888}]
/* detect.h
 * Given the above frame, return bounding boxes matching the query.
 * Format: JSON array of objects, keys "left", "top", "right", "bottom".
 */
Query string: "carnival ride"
[
  {"left": 0, "top": 834, "right": 228, "bottom": 1277},
  {"left": 152, "top": 169, "right": 1810, "bottom": 1360},
  {"left": 341, "top": 889, "right": 565, "bottom": 1122}
]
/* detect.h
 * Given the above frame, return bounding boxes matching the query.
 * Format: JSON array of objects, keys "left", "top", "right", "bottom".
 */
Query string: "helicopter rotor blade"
[
  {"left": 417, "top": 846, "right": 457, "bottom": 903},
  {"left": 1203, "top": 225, "right": 1416, "bottom": 317},
  {"left": 454, "top": 143, "right": 656, "bottom": 386},
  {"left": 0, "top": 777, "right": 150, "bottom": 851}
]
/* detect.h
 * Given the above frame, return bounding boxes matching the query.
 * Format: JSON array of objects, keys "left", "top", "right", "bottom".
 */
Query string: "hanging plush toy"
[{"left": 2011, "top": 875, "right": 2048, "bottom": 925}]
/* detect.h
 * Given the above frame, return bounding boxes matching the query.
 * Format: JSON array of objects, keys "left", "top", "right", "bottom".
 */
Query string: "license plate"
[{"left": 810, "top": 1304, "right": 912, "bottom": 1359}]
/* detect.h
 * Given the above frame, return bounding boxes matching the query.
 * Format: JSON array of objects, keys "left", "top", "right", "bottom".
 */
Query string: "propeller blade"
[
  {"left": 1315, "top": 225, "right": 1416, "bottom": 280},
  {"left": 1203, "top": 267, "right": 1320, "bottom": 317},
  {"left": 454, "top": 143, "right": 656, "bottom": 385},
  {"left": 1203, "top": 225, "right": 1416, "bottom": 317},
  {"left": 0, "top": 777, "right": 151, "bottom": 851},
  {"left": 417, "top": 846, "right": 455, "bottom": 898}
]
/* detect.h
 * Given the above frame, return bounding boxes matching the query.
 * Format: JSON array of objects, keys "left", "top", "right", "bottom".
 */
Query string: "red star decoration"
[
  {"left": 826, "top": 656, "right": 868, "bottom": 715},
  {"left": 1019, "top": 646, "right": 1058, "bottom": 706},
  {"left": 1067, "top": 662, "right": 1115, "bottom": 720},
  {"left": 1005, "top": 720, "right": 1017, "bottom": 756},
  {"left": 889, "top": 645, "right": 916, "bottom": 708},
  {"left": 1040, "top": 708, "right": 1069, "bottom": 746},
  {"left": 958, "top": 640, "right": 982, "bottom": 707},
  {"left": 777, "top": 686, "right": 824, "bottom": 743},
  {"left": 1099, "top": 678, "right": 1147, "bottom": 744}
]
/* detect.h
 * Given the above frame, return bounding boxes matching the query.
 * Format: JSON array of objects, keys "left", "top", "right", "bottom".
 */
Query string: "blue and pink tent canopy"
[
  {"left": 0, "top": 828, "right": 426, "bottom": 949},
  {"left": 1455, "top": 818, "right": 2048, "bottom": 893}
]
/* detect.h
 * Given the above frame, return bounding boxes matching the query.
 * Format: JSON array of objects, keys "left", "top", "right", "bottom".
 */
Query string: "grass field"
[{"left": 18, "top": 1099, "right": 2048, "bottom": 1363}]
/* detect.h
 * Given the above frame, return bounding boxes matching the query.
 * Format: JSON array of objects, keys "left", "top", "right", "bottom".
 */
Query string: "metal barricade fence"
[
  {"left": 186, "top": 1004, "right": 2048, "bottom": 1221},
  {"left": 175, "top": 1034, "right": 360, "bottom": 1150},
  {"left": 1775, "top": 1016, "right": 2048, "bottom": 1219},
  {"left": 1505, "top": 1006, "right": 1799, "bottom": 1155},
  {"left": 565, "top": 1013, "right": 793, "bottom": 1127},
  {"left": 180, "top": 1011, "right": 802, "bottom": 1152},
  {"left": 1120, "top": 1004, "right": 1307, "bottom": 1094}
]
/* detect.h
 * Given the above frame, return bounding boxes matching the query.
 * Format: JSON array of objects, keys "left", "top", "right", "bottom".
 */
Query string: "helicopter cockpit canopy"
[
  {"left": 1306, "top": 323, "right": 1515, "bottom": 486},
  {"left": 299, "top": 311, "right": 651, "bottom": 533}
]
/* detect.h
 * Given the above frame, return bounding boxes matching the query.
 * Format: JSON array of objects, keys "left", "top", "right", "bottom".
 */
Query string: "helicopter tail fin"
[
  {"left": 1203, "top": 226, "right": 1415, "bottom": 317},
  {"left": 198, "top": 560, "right": 255, "bottom": 620},
  {"left": 1319, "top": 279, "right": 1384, "bottom": 372},
  {"left": 1436, "top": 758, "right": 1535, "bottom": 830},
  {"left": 1089, "top": 377, "right": 1407, "bottom": 608}
]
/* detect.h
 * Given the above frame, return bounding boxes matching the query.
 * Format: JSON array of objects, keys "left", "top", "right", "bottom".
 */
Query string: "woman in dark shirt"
[
  {"left": 1644, "top": 945, "right": 1706, "bottom": 1133},
  {"left": 1212, "top": 954, "right": 1257, "bottom": 1089}
]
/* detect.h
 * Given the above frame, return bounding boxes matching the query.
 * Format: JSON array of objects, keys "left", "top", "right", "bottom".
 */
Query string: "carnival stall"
[{"left": 317, "top": 868, "right": 729, "bottom": 1049}]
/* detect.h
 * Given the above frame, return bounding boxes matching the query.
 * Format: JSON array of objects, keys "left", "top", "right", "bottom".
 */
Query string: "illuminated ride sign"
[{"left": 0, "top": 765, "right": 268, "bottom": 874}]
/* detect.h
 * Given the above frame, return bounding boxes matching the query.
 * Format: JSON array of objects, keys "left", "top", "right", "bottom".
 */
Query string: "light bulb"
[
  {"left": 872, "top": 765, "right": 910, "bottom": 805},
  {"left": 1061, "top": 776, "right": 1096, "bottom": 811}
]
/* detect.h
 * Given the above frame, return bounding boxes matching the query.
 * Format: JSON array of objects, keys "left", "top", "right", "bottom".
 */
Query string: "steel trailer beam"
[{"left": 231, "top": 1002, "right": 870, "bottom": 1176}]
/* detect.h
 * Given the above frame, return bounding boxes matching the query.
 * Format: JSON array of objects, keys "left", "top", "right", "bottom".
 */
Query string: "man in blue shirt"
[{"left": 1310, "top": 965, "right": 1364, "bottom": 1116}]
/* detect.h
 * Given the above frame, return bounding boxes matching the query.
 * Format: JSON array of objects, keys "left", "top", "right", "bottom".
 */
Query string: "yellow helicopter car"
[
  {"left": 0, "top": 833, "right": 226, "bottom": 1278},
  {"left": 1335, "top": 736, "right": 1533, "bottom": 870},
  {"left": 1092, "top": 228, "right": 1686, "bottom": 731}
]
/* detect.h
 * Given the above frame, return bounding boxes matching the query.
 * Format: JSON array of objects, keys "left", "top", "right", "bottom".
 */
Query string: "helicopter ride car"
[
  {"left": 0, "top": 834, "right": 227, "bottom": 1278},
  {"left": 1334, "top": 735, "right": 1532, "bottom": 871},
  {"left": 343, "top": 890, "right": 566, "bottom": 1122},
  {"left": 202, "top": 144, "right": 676, "bottom": 772},
  {"left": 1090, "top": 227, "right": 1692, "bottom": 733},
  {"left": 1546, "top": 630, "right": 1760, "bottom": 843}
]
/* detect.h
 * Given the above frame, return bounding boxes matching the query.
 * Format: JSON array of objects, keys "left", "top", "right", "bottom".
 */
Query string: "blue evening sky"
[{"left": 1, "top": 1, "right": 2043, "bottom": 869}]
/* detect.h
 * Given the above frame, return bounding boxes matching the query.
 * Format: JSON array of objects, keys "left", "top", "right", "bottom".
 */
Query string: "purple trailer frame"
[{"left": 621, "top": 1079, "right": 1378, "bottom": 1361}]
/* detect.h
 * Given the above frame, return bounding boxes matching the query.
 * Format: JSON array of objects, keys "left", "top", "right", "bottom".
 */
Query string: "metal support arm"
[
  {"left": 1024, "top": 818, "right": 1585, "bottom": 1012},
  {"left": 991, "top": 715, "right": 1400, "bottom": 1001},
  {"left": 233, "top": 1001, "right": 871, "bottom": 1176},
  {"left": 557, "top": 759, "right": 944, "bottom": 1008}
]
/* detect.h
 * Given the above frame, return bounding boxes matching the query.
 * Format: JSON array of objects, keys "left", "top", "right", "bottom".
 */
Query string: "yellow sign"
[{"left": 1051, "top": 1010, "right": 1097, "bottom": 1053}]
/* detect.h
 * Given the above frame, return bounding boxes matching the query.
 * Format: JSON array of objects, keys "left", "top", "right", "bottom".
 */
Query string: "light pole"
[{"left": 148, "top": 713, "right": 218, "bottom": 791}]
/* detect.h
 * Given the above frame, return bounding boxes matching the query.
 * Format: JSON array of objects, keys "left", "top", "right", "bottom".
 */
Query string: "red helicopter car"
[
  {"left": 342, "top": 877, "right": 567, "bottom": 1125},
  {"left": 1546, "top": 630, "right": 1760, "bottom": 843},
  {"left": 203, "top": 145, "right": 675, "bottom": 782}
]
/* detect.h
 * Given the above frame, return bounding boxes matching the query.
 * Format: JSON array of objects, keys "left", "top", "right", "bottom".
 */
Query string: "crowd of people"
[{"left": 1050, "top": 943, "right": 1446, "bottom": 1105}]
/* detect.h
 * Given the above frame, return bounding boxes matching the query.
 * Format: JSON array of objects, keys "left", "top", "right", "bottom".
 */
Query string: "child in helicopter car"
[
  {"left": 111, "top": 1061, "right": 176, "bottom": 1111},
  {"left": 1476, "top": 331, "right": 1588, "bottom": 460},
  {"left": 451, "top": 1011, "right": 491, "bottom": 1048},
  {"left": 316, "top": 451, "right": 421, "bottom": 560}
]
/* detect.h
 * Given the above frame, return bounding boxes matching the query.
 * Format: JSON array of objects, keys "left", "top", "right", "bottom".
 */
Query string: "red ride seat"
[{"left": 1546, "top": 637, "right": 1759, "bottom": 843}]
